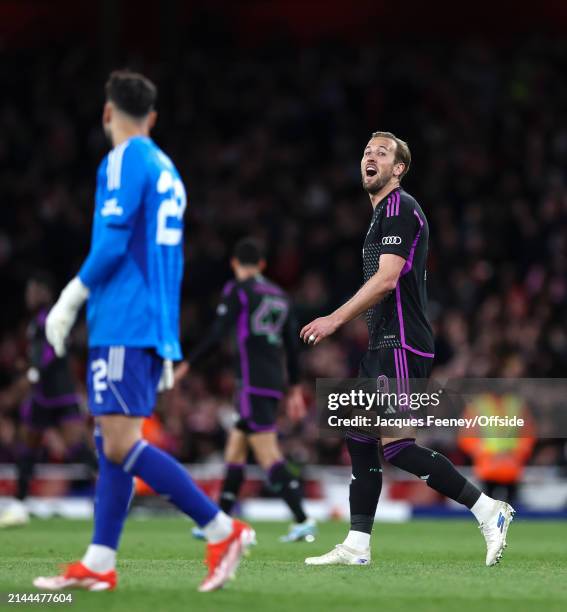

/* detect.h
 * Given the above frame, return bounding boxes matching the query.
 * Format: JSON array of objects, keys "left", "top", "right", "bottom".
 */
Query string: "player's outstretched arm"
[
  {"left": 300, "top": 253, "right": 405, "bottom": 346},
  {"left": 185, "top": 284, "right": 241, "bottom": 368}
]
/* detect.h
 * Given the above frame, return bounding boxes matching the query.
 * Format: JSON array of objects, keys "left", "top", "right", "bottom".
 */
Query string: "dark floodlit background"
[{"left": 0, "top": 1, "right": 566, "bottom": 509}]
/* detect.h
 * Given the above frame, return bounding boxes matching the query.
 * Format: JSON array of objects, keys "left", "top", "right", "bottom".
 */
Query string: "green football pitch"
[{"left": 1, "top": 518, "right": 566, "bottom": 612}]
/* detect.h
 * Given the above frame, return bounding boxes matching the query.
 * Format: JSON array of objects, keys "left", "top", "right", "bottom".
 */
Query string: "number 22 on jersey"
[{"left": 156, "top": 169, "right": 186, "bottom": 246}]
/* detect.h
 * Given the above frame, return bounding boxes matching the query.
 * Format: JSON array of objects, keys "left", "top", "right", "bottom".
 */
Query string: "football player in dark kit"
[
  {"left": 0, "top": 272, "right": 94, "bottom": 527},
  {"left": 176, "top": 238, "right": 316, "bottom": 542},
  {"left": 301, "top": 132, "right": 514, "bottom": 567}
]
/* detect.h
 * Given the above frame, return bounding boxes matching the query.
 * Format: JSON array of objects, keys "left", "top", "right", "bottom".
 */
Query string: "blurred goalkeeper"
[
  {"left": 301, "top": 132, "right": 514, "bottom": 568},
  {"left": 176, "top": 238, "right": 316, "bottom": 543},
  {"left": 33, "top": 70, "right": 254, "bottom": 594}
]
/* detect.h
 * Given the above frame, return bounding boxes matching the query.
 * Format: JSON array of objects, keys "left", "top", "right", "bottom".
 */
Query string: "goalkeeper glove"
[
  {"left": 158, "top": 359, "right": 174, "bottom": 391},
  {"left": 45, "top": 277, "right": 89, "bottom": 357}
]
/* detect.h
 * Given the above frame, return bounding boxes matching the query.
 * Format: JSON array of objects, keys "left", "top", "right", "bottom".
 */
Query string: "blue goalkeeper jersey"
[{"left": 78, "top": 135, "right": 186, "bottom": 360}]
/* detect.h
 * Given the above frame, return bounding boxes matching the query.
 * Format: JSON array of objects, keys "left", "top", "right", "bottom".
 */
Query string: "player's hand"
[
  {"left": 173, "top": 361, "right": 191, "bottom": 386},
  {"left": 286, "top": 384, "right": 307, "bottom": 422},
  {"left": 45, "top": 277, "right": 89, "bottom": 357},
  {"left": 300, "top": 315, "right": 340, "bottom": 346}
]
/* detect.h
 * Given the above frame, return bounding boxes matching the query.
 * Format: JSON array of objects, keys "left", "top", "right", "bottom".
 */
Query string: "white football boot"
[
  {"left": 305, "top": 544, "right": 370, "bottom": 566},
  {"left": 0, "top": 500, "right": 30, "bottom": 528},
  {"left": 479, "top": 500, "right": 515, "bottom": 566}
]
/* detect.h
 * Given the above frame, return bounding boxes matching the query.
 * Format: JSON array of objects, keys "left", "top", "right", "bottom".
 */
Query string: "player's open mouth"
[{"left": 365, "top": 165, "right": 377, "bottom": 177}]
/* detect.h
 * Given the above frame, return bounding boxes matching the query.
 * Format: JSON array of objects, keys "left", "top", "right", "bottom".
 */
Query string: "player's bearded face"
[
  {"left": 361, "top": 158, "right": 395, "bottom": 194},
  {"left": 361, "top": 140, "right": 397, "bottom": 194}
]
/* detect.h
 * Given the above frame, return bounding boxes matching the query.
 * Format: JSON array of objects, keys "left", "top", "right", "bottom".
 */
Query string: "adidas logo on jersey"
[{"left": 101, "top": 198, "right": 124, "bottom": 217}]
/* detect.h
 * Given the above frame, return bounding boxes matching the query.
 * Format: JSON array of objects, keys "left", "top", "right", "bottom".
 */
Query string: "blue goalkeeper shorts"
[{"left": 87, "top": 346, "right": 163, "bottom": 417}]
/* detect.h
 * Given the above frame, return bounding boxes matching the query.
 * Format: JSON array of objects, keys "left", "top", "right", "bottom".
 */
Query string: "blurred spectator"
[{"left": 458, "top": 391, "right": 536, "bottom": 504}]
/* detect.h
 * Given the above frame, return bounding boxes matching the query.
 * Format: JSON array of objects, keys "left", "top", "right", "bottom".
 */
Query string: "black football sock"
[
  {"left": 268, "top": 461, "right": 307, "bottom": 524},
  {"left": 346, "top": 434, "right": 383, "bottom": 535},
  {"left": 16, "top": 447, "right": 37, "bottom": 501},
  {"left": 219, "top": 463, "right": 245, "bottom": 515},
  {"left": 383, "top": 438, "right": 481, "bottom": 508}
]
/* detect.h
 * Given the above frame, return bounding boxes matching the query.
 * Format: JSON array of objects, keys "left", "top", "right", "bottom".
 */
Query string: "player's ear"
[
  {"left": 102, "top": 101, "right": 113, "bottom": 126},
  {"left": 394, "top": 162, "right": 405, "bottom": 177},
  {"left": 230, "top": 257, "right": 239, "bottom": 273},
  {"left": 258, "top": 259, "right": 267, "bottom": 272},
  {"left": 147, "top": 110, "right": 158, "bottom": 131}
]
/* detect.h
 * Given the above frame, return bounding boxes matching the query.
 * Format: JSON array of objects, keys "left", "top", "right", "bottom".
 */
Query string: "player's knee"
[
  {"left": 383, "top": 440, "right": 448, "bottom": 482},
  {"left": 257, "top": 452, "right": 281, "bottom": 471},
  {"left": 253, "top": 443, "right": 281, "bottom": 470},
  {"left": 346, "top": 435, "right": 379, "bottom": 461},
  {"left": 101, "top": 439, "right": 123, "bottom": 464},
  {"left": 225, "top": 449, "right": 247, "bottom": 464},
  {"left": 249, "top": 434, "right": 280, "bottom": 469},
  {"left": 224, "top": 437, "right": 248, "bottom": 464},
  {"left": 102, "top": 436, "right": 137, "bottom": 464}
]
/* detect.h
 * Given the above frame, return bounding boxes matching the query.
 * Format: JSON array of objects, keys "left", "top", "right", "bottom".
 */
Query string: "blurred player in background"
[
  {"left": 0, "top": 272, "right": 94, "bottom": 528},
  {"left": 176, "top": 238, "right": 316, "bottom": 542},
  {"left": 301, "top": 132, "right": 515, "bottom": 567},
  {"left": 33, "top": 70, "right": 254, "bottom": 593}
]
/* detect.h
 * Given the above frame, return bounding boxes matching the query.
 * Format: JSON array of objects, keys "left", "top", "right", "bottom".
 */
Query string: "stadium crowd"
[{"left": 1, "top": 36, "right": 566, "bottom": 470}]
